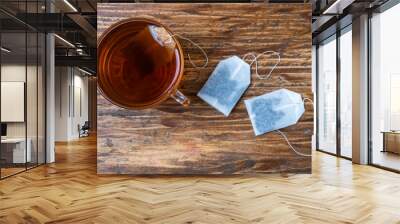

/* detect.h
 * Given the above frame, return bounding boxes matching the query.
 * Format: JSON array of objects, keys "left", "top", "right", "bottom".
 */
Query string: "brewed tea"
[{"left": 98, "top": 19, "right": 183, "bottom": 109}]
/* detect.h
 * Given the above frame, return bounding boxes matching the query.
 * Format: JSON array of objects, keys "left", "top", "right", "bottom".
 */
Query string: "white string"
[
  {"left": 242, "top": 50, "right": 312, "bottom": 157},
  {"left": 242, "top": 52, "right": 257, "bottom": 64},
  {"left": 274, "top": 97, "right": 314, "bottom": 157},
  {"left": 172, "top": 34, "right": 208, "bottom": 69},
  {"left": 242, "top": 50, "right": 281, "bottom": 80},
  {"left": 275, "top": 130, "right": 312, "bottom": 157}
]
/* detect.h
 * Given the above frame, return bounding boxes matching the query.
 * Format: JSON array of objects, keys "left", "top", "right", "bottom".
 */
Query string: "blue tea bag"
[
  {"left": 244, "top": 89, "right": 305, "bottom": 136},
  {"left": 197, "top": 56, "right": 251, "bottom": 116}
]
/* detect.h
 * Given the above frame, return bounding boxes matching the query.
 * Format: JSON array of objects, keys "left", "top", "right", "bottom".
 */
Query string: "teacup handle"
[{"left": 170, "top": 90, "right": 190, "bottom": 106}]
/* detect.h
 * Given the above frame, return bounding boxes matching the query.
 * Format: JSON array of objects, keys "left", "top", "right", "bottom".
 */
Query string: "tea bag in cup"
[
  {"left": 244, "top": 88, "right": 305, "bottom": 136},
  {"left": 122, "top": 24, "right": 177, "bottom": 78}
]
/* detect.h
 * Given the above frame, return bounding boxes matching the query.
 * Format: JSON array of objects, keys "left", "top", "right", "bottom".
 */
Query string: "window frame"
[{"left": 315, "top": 24, "right": 353, "bottom": 161}]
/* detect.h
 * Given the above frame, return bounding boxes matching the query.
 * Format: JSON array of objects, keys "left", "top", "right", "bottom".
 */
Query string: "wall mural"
[{"left": 97, "top": 3, "right": 313, "bottom": 175}]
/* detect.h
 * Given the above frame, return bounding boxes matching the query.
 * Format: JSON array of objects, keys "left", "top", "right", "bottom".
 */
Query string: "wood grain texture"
[
  {"left": 2, "top": 136, "right": 400, "bottom": 223},
  {"left": 97, "top": 3, "right": 312, "bottom": 175}
]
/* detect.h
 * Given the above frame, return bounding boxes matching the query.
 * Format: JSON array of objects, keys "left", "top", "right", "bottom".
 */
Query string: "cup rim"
[{"left": 97, "top": 17, "right": 185, "bottom": 109}]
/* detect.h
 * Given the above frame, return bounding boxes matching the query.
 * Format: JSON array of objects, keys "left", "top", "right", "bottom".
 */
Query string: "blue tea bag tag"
[
  {"left": 244, "top": 89, "right": 305, "bottom": 136},
  {"left": 197, "top": 56, "right": 250, "bottom": 116}
]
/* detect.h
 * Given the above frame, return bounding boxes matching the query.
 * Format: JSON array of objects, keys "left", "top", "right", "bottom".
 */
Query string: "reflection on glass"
[
  {"left": 340, "top": 28, "right": 352, "bottom": 158},
  {"left": 318, "top": 36, "right": 337, "bottom": 154},
  {"left": 371, "top": 3, "right": 400, "bottom": 171},
  {"left": 0, "top": 0, "right": 47, "bottom": 179},
  {"left": 1, "top": 31, "right": 27, "bottom": 177}
]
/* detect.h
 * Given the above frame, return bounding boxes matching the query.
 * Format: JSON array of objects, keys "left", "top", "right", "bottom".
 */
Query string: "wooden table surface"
[{"left": 97, "top": 3, "right": 312, "bottom": 175}]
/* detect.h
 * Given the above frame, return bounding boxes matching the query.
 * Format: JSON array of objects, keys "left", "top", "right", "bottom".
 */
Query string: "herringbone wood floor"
[{"left": 1, "top": 135, "right": 400, "bottom": 224}]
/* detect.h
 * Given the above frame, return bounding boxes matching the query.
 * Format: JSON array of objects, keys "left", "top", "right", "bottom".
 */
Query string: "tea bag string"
[
  {"left": 172, "top": 34, "right": 208, "bottom": 69},
  {"left": 275, "top": 130, "right": 312, "bottom": 157},
  {"left": 242, "top": 50, "right": 281, "bottom": 80},
  {"left": 275, "top": 97, "right": 314, "bottom": 157}
]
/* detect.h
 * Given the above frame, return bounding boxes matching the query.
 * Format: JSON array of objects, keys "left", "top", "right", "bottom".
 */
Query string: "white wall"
[
  {"left": 1, "top": 82, "right": 25, "bottom": 122},
  {"left": 55, "top": 67, "right": 89, "bottom": 141},
  {"left": 55, "top": 66, "right": 69, "bottom": 141},
  {"left": 1, "top": 65, "right": 28, "bottom": 138},
  {"left": 72, "top": 73, "right": 89, "bottom": 138},
  {"left": 1, "top": 64, "right": 37, "bottom": 137}
]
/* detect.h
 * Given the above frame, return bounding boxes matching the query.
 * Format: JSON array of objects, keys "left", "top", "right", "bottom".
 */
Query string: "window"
[
  {"left": 339, "top": 27, "right": 352, "bottom": 158},
  {"left": 316, "top": 25, "right": 353, "bottom": 159},
  {"left": 0, "top": 1, "right": 47, "bottom": 179},
  {"left": 317, "top": 35, "right": 337, "bottom": 154},
  {"left": 370, "top": 2, "right": 400, "bottom": 171}
]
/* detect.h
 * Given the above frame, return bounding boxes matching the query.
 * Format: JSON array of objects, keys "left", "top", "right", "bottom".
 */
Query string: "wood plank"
[
  {"left": 1, "top": 136, "right": 400, "bottom": 223},
  {"left": 97, "top": 3, "right": 312, "bottom": 174}
]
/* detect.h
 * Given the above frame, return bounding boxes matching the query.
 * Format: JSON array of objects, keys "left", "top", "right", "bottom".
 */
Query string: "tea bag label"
[
  {"left": 148, "top": 25, "right": 174, "bottom": 48},
  {"left": 244, "top": 89, "right": 305, "bottom": 136},
  {"left": 197, "top": 56, "right": 251, "bottom": 116}
]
